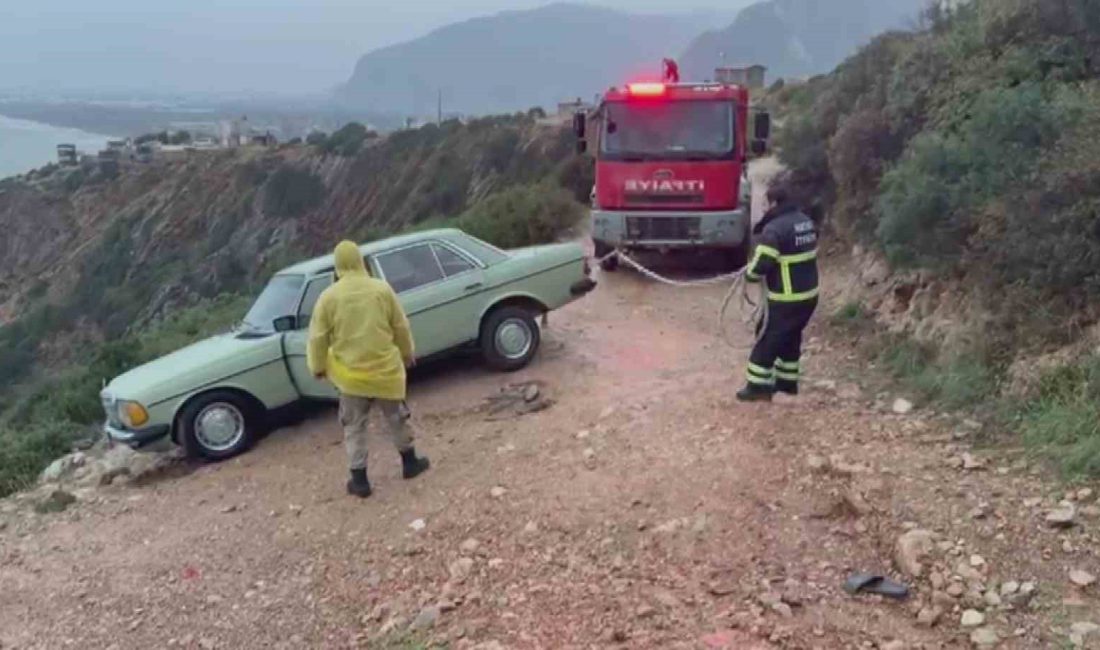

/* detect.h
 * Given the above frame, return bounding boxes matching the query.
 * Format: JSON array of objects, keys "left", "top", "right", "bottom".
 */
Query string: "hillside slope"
[
  {"left": 336, "top": 3, "right": 721, "bottom": 115},
  {"left": 0, "top": 115, "right": 590, "bottom": 492},
  {"left": 769, "top": 0, "right": 1100, "bottom": 474},
  {"left": 680, "top": 0, "right": 925, "bottom": 82}
]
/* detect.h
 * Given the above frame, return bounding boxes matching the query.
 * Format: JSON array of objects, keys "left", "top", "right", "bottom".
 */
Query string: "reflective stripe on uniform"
[
  {"left": 755, "top": 245, "right": 781, "bottom": 260},
  {"left": 746, "top": 373, "right": 776, "bottom": 386},
  {"left": 775, "top": 359, "right": 800, "bottom": 372},
  {"left": 776, "top": 371, "right": 800, "bottom": 381},
  {"left": 780, "top": 250, "right": 817, "bottom": 264},
  {"left": 766, "top": 249, "right": 818, "bottom": 302},
  {"left": 768, "top": 287, "right": 820, "bottom": 303},
  {"left": 747, "top": 363, "right": 774, "bottom": 379}
]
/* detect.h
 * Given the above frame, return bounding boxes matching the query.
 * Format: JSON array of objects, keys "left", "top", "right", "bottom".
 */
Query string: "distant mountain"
[
  {"left": 679, "top": 0, "right": 926, "bottom": 83},
  {"left": 336, "top": 3, "right": 730, "bottom": 116}
]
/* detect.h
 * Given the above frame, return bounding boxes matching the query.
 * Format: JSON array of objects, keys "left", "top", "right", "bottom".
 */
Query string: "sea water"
[{"left": 0, "top": 114, "right": 110, "bottom": 180}]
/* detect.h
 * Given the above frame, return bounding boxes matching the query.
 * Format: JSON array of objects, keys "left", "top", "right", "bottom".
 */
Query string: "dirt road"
[{"left": 2, "top": 165, "right": 1098, "bottom": 649}]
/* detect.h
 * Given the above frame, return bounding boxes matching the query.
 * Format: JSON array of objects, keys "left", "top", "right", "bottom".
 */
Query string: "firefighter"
[
  {"left": 307, "top": 240, "right": 431, "bottom": 498},
  {"left": 737, "top": 185, "right": 819, "bottom": 401},
  {"left": 662, "top": 58, "right": 680, "bottom": 83}
]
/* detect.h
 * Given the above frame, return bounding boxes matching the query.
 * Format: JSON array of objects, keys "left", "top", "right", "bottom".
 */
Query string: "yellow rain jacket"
[{"left": 307, "top": 241, "right": 415, "bottom": 400}]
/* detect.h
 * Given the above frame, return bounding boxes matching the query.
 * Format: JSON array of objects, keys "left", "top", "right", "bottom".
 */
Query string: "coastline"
[{"left": 0, "top": 114, "right": 111, "bottom": 180}]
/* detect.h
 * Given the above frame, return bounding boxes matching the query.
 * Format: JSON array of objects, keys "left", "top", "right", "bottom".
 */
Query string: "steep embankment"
[
  {"left": 767, "top": 0, "right": 1100, "bottom": 474},
  {"left": 0, "top": 115, "right": 590, "bottom": 493}
]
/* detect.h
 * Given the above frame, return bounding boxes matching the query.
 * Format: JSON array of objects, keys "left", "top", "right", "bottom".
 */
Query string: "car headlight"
[{"left": 117, "top": 401, "right": 149, "bottom": 428}]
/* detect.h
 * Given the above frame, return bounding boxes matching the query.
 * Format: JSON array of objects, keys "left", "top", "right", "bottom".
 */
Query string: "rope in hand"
[{"left": 591, "top": 249, "right": 767, "bottom": 349}]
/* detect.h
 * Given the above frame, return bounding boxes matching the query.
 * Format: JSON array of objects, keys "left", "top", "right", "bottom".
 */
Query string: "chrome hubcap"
[
  {"left": 195, "top": 403, "right": 245, "bottom": 452},
  {"left": 495, "top": 318, "right": 533, "bottom": 360}
]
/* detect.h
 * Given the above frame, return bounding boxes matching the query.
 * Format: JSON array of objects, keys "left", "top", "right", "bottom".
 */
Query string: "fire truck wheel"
[
  {"left": 728, "top": 242, "right": 750, "bottom": 271},
  {"left": 594, "top": 241, "right": 619, "bottom": 271}
]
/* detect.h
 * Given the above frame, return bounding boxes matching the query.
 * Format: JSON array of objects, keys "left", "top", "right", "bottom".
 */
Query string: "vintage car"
[{"left": 101, "top": 229, "right": 596, "bottom": 460}]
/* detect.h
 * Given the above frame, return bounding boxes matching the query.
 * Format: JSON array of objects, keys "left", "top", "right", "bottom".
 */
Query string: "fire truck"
[{"left": 573, "top": 68, "right": 771, "bottom": 271}]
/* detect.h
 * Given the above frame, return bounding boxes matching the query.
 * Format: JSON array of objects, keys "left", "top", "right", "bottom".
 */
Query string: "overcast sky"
[{"left": 0, "top": 1, "right": 750, "bottom": 97}]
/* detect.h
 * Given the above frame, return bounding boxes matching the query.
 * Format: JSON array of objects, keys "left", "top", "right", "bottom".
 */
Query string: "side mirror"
[
  {"left": 273, "top": 315, "right": 298, "bottom": 332},
  {"left": 754, "top": 112, "right": 772, "bottom": 141},
  {"left": 751, "top": 139, "right": 768, "bottom": 155},
  {"left": 572, "top": 112, "right": 586, "bottom": 139}
]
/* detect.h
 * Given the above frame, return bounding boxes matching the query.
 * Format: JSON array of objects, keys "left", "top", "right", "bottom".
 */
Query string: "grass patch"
[
  {"left": 872, "top": 335, "right": 999, "bottom": 410},
  {"left": 1014, "top": 356, "right": 1100, "bottom": 478},
  {"left": 829, "top": 300, "right": 872, "bottom": 331}
]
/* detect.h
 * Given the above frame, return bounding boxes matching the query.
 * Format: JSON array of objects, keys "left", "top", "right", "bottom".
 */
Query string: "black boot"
[
  {"left": 346, "top": 468, "right": 372, "bottom": 498},
  {"left": 401, "top": 448, "right": 431, "bottom": 479},
  {"left": 775, "top": 380, "right": 799, "bottom": 396},
  {"left": 736, "top": 384, "right": 774, "bottom": 402}
]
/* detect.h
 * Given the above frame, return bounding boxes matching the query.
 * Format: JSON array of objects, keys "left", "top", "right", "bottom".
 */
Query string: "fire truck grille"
[
  {"left": 624, "top": 193, "right": 705, "bottom": 206},
  {"left": 625, "top": 216, "right": 702, "bottom": 241}
]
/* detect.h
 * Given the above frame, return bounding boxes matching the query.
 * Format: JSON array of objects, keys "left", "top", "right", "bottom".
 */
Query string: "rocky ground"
[{"left": 3, "top": 165, "right": 1100, "bottom": 649}]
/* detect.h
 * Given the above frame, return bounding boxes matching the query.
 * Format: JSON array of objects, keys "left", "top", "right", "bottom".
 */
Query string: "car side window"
[
  {"left": 298, "top": 274, "right": 333, "bottom": 328},
  {"left": 376, "top": 244, "right": 445, "bottom": 293},
  {"left": 432, "top": 243, "right": 475, "bottom": 277}
]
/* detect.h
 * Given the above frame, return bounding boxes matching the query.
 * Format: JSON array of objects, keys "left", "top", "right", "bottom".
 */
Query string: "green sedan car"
[{"left": 101, "top": 229, "right": 596, "bottom": 460}]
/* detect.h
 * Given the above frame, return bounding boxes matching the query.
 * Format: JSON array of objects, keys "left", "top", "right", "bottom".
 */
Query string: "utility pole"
[{"left": 437, "top": 89, "right": 442, "bottom": 124}]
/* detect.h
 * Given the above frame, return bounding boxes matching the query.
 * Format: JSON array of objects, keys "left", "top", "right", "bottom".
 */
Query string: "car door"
[
  {"left": 282, "top": 272, "right": 338, "bottom": 399},
  {"left": 373, "top": 241, "right": 486, "bottom": 357}
]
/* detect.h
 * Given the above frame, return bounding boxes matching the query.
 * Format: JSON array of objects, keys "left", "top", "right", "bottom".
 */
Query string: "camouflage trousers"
[{"left": 338, "top": 395, "right": 415, "bottom": 471}]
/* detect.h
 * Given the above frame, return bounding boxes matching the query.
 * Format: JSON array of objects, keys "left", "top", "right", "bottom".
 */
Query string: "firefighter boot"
[
  {"left": 347, "top": 468, "right": 372, "bottom": 498},
  {"left": 736, "top": 384, "right": 774, "bottom": 402},
  {"left": 401, "top": 448, "right": 431, "bottom": 479},
  {"left": 775, "top": 379, "right": 799, "bottom": 396}
]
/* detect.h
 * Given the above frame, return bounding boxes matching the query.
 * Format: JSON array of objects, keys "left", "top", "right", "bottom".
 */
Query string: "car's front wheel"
[
  {"left": 481, "top": 306, "right": 541, "bottom": 372},
  {"left": 179, "top": 390, "right": 258, "bottom": 460}
]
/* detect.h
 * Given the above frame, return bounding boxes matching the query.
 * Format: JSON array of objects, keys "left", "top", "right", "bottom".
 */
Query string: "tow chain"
[{"left": 592, "top": 249, "right": 767, "bottom": 349}]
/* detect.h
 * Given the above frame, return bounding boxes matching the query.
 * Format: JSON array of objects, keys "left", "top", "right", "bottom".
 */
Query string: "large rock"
[
  {"left": 896, "top": 529, "right": 937, "bottom": 577},
  {"left": 39, "top": 451, "right": 87, "bottom": 483}
]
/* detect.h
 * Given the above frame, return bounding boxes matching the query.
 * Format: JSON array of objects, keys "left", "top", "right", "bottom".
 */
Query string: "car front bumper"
[
  {"left": 591, "top": 208, "right": 750, "bottom": 249},
  {"left": 104, "top": 422, "right": 173, "bottom": 450}
]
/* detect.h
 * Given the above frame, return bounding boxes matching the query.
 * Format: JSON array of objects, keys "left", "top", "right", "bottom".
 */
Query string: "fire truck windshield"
[{"left": 600, "top": 101, "right": 734, "bottom": 161}]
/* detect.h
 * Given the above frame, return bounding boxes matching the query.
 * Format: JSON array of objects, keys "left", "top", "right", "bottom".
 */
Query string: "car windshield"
[
  {"left": 242, "top": 274, "right": 305, "bottom": 331},
  {"left": 601, "top": 100, "right": 734, "bottom": 160}
]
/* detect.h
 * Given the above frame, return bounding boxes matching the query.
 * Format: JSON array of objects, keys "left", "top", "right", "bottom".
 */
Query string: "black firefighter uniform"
[{"left": 743, "top": 203, "right": 819, "bottom": 395}]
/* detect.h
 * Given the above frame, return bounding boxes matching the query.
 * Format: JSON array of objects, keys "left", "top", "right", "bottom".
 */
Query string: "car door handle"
[{"left": 464, "top": 282, "right": 483, "bottom": 291}]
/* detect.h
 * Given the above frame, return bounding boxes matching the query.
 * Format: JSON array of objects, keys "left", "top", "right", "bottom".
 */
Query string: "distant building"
[
  {"left": 715, "top": 65, "right": 767, "bottom": 89},
  {"left": 249, "top": 131, "right": 278, "bottom": 147},
  {"left": 57, "top": 144, "right": 78, "bottom": 166}
]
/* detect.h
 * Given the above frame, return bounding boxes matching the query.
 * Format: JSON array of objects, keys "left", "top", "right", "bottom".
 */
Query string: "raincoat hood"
[{"left": 334, "top": 240, "right": 367, "bottom": 278}]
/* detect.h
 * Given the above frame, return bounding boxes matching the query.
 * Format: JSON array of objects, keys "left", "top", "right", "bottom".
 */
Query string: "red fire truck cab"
[{"left": 575, "top": 79, "right": 770, "bottom": 270}]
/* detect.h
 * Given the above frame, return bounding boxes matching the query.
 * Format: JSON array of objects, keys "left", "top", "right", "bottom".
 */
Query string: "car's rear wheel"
[
  {"left": 179, "top": 390, "right": 258, "bottom": 460},
  {"left": 481, "top": 306, "right": 541, "bottom": 372},
  {"left": 594, "top": 240, "right": 619, "bottom": 272}
]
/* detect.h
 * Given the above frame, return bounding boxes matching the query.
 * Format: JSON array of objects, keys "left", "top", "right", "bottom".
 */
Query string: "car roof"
[{"left": 277, "top": 228, "right": 469, "bottom": 276}]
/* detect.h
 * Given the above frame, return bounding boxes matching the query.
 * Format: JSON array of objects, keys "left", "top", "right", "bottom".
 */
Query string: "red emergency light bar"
[{"left": 626, "top": 82, "right": 667, "bottom": 97}]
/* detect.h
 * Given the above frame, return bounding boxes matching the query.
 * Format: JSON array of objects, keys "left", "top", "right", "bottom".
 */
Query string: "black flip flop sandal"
[{"left": 843, "top": 573, "right": 910, "bottom": 599}]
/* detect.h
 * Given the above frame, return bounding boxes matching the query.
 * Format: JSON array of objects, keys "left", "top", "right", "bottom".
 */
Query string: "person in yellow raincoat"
[{"left": 307, "top": 240, "right": 430, "bottom": 498}]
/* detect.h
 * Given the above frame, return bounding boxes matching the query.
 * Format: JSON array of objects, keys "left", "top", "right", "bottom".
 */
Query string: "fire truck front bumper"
[{"left": 591, "top": 208, "right": 750, "bottom": 249}]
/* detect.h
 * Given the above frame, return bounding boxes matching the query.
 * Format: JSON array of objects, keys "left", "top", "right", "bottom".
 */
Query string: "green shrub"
[
  {"left": 1017, "top": 356, "right": 1100, "bottom": 477},
  {"left": 871, "top": 334, "right": 998, "bottom": 409},
  {"left": 263, "top": 165, "right": 325, "bottom": 218},
  {"left": 322, "top": 122, "right": 374, "bottom": 156},
  {"left": 0, "top": 419, "right": 79, "bottom": 497},
  {"left": 454, "top": 184, "right": 583, "bottom": 249}
]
